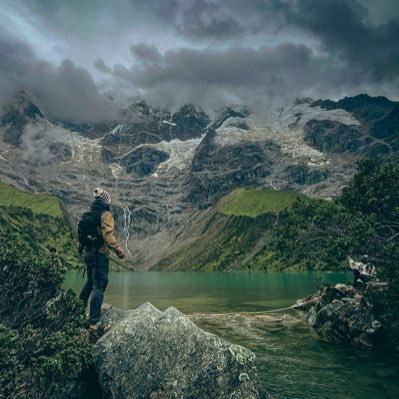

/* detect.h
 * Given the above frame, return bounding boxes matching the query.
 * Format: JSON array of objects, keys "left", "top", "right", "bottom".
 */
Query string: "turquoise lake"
[{"left": 64, "top": 271, "right": 399, "bottom": 399}]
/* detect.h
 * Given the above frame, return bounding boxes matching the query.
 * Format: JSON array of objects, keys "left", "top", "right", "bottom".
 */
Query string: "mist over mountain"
[
  {"left": 1, "top": 90, "right": 398, "bottom": 269},
  {"left": 1, "top": 1, "right": 398, "bottom": 124}
]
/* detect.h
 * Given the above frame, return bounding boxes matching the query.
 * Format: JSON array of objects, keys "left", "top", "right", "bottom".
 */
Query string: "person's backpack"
[{"left": 78, "top": 211, "right": 104, "bottom": 249}]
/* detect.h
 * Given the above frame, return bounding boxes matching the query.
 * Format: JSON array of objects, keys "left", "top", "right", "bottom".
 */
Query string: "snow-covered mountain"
[{"left": 1, "top": 91, "right": 398, "bottom": 269}]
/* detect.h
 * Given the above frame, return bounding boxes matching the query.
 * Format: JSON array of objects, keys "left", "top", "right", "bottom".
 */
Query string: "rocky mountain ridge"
[{"left": 0, "top": 91, "right": 398, "bottom": 269}]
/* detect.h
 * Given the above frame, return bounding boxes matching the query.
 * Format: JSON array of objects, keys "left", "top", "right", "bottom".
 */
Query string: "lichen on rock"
[
  {"left": 93, "top": 303, "right": 267, "bottom": 399},
  {"left": 301, "top": 284, "right": 391, "bottom": 349}
]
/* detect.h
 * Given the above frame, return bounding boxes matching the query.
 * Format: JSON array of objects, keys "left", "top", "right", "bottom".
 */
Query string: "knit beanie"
[{"left": 93, "top": 187, "right": 111, "bottom": 205}]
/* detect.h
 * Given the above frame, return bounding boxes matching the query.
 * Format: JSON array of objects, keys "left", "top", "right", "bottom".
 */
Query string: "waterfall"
[{"left": 122, "top": 205, "right": 132, "bottom": 255}]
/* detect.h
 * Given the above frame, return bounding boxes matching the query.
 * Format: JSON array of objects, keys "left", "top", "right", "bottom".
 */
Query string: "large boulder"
[
  {"left": 300, "top": 284, "right": 387, "bottom": 348},
  {"left": 93, "top": 303, "right": 266, "bottom": 399}
]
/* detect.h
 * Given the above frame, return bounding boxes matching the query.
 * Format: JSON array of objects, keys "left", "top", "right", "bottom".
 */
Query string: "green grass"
[
  {"left": 0, "top": 182, "right": 63, "bottom": 218},
  {"left": 0, "top": 182, "right": 80, "bottom": 270},
  {"left": 218, "top": 188, "right": 303, "bottom": 217}
]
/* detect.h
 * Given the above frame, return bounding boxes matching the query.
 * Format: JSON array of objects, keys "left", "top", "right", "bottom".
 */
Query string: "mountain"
[
  {"left": 0, "top": 91, "right": 44, "bottom": 146},
  {"left": 0, "top": 91, "right": 398, "bottom": 270},
  {"left": 307, "top": 94, "right": 399, "bottom": 159},
  {"left": 154, "top": 189, "right": 303, "bottom": 271}
]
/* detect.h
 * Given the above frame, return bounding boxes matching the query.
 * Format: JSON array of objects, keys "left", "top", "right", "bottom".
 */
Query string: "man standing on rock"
[{"left": 78, "top": 188, "right": 125, "bottom": 335}]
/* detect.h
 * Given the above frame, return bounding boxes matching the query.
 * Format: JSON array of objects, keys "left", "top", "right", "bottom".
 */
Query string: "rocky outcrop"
[
  {"left": 188, "top": 134, "right": 278, "bottom": 205},
  {"left": 50, "top": 142, "right": 73, "bottom": 161},
  {"left": 308, "top": 94, "right": 399, "bottom": 159},
  {"left": 101, "top": 123, "right": 165, "bottom": 162},
  {"left": 93, "top": 303, "right": 266, "bottom": 399},
  {"left": 101, "top": 104, "right": 210, "bottom": 163},
  {"left": 120, "top": 146, "right": 170, "bottom": 176},
  {"left": 298, "top": 284, "right": 389, "bottom": 348},
  {"left": 285, "top": 163, "right": 330, "bottom": 185},
  {"left": 213, "top": 105, "right": 250, "bottom": 129},
  {"left": 0, "top": 91, "right": 44, "bottom": 146},
  {"left": 304, "top": 119, "right": 366, "bottom": 153},
  {"left": 311, "top": 94, "right": 395, "bottom": 123},
  {"left": 170, "top": 104, "right": 210, "bottom": 140}
]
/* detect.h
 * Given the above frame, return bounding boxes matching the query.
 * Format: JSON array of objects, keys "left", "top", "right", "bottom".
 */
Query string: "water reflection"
[
  {"left": 64, "top": 271, "right": 351, "bottom": 313},
  {"left": 63, "top": 271, "right": 399, "bottom": 399}
]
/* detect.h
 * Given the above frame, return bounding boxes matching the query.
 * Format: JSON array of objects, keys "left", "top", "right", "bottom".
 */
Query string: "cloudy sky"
[{"left": 1, "top": 0, "right": 399, "bottom": 122}]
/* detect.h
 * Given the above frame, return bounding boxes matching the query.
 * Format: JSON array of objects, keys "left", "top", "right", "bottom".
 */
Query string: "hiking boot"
[{"left": 88, "top": 321, "right": 112, "bottom": 337}]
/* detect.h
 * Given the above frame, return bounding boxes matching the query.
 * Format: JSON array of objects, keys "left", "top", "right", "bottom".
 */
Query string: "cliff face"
[
  {"left": 1, "top": 92, "right": 398, "bottom": 269},
  {"left": 307, "top": 94, "right": 399, "bottom": 160},
  {"left": 0, "top": 91, "right": 44, "bottom": 146}
]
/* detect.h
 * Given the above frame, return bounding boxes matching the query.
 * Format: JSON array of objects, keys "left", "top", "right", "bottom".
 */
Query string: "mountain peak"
[
  {"left": 213, "top": 105, "right": 250, "bottom": 129},
  {"left": 0, "top": 91, "right": 44, "bottom": 146},
  {"left": 2, "top": 91, "right": 44, "bottom": 120},
  {"left": 172, "top": 104, "right": 210, "bottom": 124}
]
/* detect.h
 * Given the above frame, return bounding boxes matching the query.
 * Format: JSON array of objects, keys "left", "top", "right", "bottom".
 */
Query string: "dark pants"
[{"left": 79, "top": 250, "right": 109, "bottom": 325}]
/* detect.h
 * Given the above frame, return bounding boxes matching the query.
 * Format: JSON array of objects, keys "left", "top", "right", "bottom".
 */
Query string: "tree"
[{"left": 339, "top": 160, "right": 399, "bottom": 279}]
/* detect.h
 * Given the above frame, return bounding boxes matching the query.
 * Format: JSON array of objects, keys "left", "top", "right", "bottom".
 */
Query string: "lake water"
[{"left": 64, "top": 271, "right": 399, "bottom": 399}]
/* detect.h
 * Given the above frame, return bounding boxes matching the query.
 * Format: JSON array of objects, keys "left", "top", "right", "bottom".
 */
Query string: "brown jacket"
[{"left": 97, "top": 211, "right": 123, "bottom": 256}]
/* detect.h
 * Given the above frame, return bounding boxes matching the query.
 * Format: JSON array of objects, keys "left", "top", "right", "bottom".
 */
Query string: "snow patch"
[
  {"left": 153, "top": 136, "right": 205, "bottom": 173},
  {"left": 62, "top": 133, "right": 103, "bottom": 164},
  {"left": 110, "top": 125, "right": 125, "bottom": 135},
  {"left": 110, "top": 163, "right": 122, "bottom": 179},
  {"left": 162, "top": 120, "right": 176, "bottom": 126},
  {"left": 214, "top": 103, "right": 361, "bottom": 166},
  {"left": 122, "top": 136, "right": 205, "bottom": 176}
]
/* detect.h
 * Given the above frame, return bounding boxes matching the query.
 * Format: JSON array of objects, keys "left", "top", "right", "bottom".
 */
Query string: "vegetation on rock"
[
  {"left": 0, "top": 240, "right": 91, "bottom": 398},
  {"left": 0, "top": 184, "right": 91, "bottom": 398},
  {"left": 273, "top": 160, "right": 399, "bottom": 344}
]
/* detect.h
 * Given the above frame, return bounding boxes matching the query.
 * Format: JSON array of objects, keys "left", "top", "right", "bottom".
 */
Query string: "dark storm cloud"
[
  {"left": 94, "top": 58, "right": 112, "bottom": 74},
  {"left": 130, "top": 44, "right": 162, "bottom": 63},
  {"left": 108, "top": 42, "right": 329, "bottom": 110},
  {"left": 173, "top": 0, "right": 245, "bottom": 40},
  {"left": 153, "top": 0, "right": 399, "bottom": 83},
  {"left": 0, "top": 28, "right": 117, "bottom": 123},
  {"left": 20, "top": 0, "right": 152, "bottom": 39},
  {"left": 136, "top": 0, "right": 398, "bottom": 106},
  {"left": 2, "top": 0, "right": 399, "bottom": 120},
  {"left": 289, "top": 0, "right": 399, "bottom": 82},
  {"left": 133, "top": 44, "right": 316, "bottom": 87},
  {"left": 153, "top": 0, "right": 297, "bottom": 41},
  {"left": 29, "top": 59, "right": 118, "bottom": 123}
]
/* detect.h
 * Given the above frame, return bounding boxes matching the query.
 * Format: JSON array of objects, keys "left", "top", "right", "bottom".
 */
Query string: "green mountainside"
[
  {"left": 0, "top": 182, "right": 64, "bottom": 217},
  {"left": 218, "top": 188, "right": 303, "bottom": 217},
  {"left": 157, "top": 159, "right": 399, "bottom": 297},
  {"left": 0, "top": 182, "right": 80, "bottom": 270},
  {"left": 155, "top": 189, "right": 304, "bottom": 271}
]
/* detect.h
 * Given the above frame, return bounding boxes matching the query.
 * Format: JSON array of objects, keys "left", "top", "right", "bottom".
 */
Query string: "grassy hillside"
[
  {"left": 155, "top": 189, "right": 304, "bottom": 271},
  {"left": 0, "top": 182, "right": 80, "bottom": 270},
  {"left": 0, "top": 182, "right": 63, "bottom": 217},
  {"left": 218, "top": 188, "right": 302, "bottom": 217}
]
